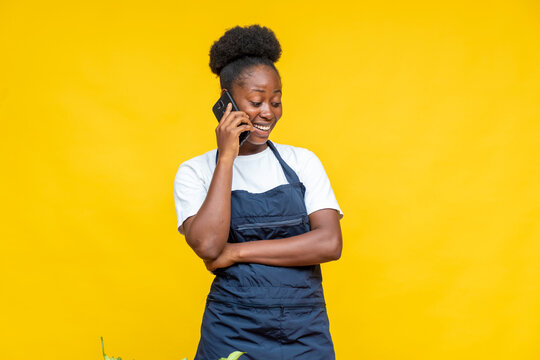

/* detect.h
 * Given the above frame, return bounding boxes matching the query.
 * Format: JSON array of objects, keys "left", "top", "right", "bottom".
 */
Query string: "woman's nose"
[{"left": 260, "top": 104, "right": 274, "bottom": 121}]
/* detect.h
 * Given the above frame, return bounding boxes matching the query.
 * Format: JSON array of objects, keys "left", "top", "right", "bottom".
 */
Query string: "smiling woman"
[{"left": 173, "top": 24, "right": 344, "bottom": 360}]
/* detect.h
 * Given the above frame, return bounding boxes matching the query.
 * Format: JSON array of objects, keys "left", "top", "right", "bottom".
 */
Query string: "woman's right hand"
[{"left": 215, "top": 103, "right": 254, "bottom": 161}]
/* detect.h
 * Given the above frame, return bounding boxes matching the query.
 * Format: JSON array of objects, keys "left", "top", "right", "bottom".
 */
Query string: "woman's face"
[{"left": 227, "top": 64, "right": 282, "bottom": 152}]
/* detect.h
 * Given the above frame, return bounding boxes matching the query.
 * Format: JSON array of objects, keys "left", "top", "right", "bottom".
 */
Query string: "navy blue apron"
[{"left": 194, "top": 141, "right": 335, "bottom": 360}]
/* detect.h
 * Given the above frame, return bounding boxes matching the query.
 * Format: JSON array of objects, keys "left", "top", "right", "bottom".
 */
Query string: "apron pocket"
[{"left": 232, "top": 216, "right": 309, "bottom": 241}]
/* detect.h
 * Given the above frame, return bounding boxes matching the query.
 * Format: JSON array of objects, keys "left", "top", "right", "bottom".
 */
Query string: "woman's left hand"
[{"left": 204, "top": 243, "right": 240, "bottom": 272}]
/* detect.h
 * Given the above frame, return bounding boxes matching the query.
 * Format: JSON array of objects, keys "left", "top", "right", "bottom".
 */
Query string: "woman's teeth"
[{"left": 253, "top": 124, "right": 270, "bottom": 131}]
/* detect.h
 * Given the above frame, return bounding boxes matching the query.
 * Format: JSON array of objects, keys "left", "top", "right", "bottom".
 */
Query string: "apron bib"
[{"left": 194, "top": 141, "right": 335, "bottom": 360}]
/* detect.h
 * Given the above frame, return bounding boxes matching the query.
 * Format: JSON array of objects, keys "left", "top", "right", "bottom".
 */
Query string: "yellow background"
[{"left": 1, "top": 0, "right": 539, "bottom": 359}]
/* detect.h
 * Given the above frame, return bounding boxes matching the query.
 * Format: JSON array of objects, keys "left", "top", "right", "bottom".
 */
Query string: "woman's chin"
[{"left": 246, "top": 133, "right": 270, "bottom": 146}]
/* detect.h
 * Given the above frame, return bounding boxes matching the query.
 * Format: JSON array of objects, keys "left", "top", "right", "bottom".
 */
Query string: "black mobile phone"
[{"left": 212, "top": 90, "right": 250, "bottom": 146}]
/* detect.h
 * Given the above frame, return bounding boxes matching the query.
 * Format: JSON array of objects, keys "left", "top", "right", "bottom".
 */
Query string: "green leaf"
[{"left": 226, "top": 351, "right": 246, "bottom": 360}]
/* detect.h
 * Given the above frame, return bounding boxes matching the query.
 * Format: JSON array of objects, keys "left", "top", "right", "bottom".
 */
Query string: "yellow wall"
[{"left": 1, "top": 0, "right": 539, "bottom": 359}]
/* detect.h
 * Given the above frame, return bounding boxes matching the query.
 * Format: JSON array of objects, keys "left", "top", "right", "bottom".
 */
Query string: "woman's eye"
[
  {"left": 251, "top": 102, "right": 262, "bottom": 107},
  {"left": 272, "top": 102, "right": 281, "bottom": 107}
]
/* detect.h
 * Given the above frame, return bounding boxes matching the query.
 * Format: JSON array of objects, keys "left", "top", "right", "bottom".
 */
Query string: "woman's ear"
[{"left": 220, "top": 88, "right": 227, "bottom": 95}]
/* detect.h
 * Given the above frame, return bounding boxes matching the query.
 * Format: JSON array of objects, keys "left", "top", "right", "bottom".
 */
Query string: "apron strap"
[
  {"left": 214, "top": 140, "right": 300, "bottom": 184},
  {"left": 266, "top": 140, "right": 300, "bottom": 184}
]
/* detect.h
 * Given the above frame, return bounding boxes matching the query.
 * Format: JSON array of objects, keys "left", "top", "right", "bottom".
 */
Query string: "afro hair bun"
[{"left": 209, "top": 24, "right": 282, "bottom": 75}]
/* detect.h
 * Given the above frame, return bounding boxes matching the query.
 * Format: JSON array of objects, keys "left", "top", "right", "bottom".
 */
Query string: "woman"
[{"left": 174, "top": 24, "right": 343, "bottom": 360}]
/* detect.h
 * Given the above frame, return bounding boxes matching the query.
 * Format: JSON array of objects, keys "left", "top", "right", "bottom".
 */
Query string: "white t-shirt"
[{"left": 174, "top": 142, "right": 343, "bottom": 235}]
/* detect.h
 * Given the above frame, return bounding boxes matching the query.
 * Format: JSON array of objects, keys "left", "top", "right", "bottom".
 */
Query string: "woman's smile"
[
  {"left": 253, "top": 123, "right": 271, "bottom": 131},
  {"left": 250, "top": 121, "right": 275, "bottom": 139}
]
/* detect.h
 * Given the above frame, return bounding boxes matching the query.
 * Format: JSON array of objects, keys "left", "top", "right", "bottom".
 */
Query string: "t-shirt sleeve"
[
  {"left": 173, "top": 161, "right": 209, "bottom": 235},
  {"left": 298, "top": 149, "right": 344, "bottom": 219}
]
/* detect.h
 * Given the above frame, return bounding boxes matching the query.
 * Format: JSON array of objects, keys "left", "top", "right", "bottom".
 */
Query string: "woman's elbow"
[
  {"left": 325, "top": 233, "right": 342, "bottom": 261},
  {"left": 187, "top": 234, "right": 225, "bottom": 261},
  {"left": 331, "top": 239, "right": 342, "bottom": 261},
  {"left": 194, "top": 243, "right": 222, "bottom": 261}
]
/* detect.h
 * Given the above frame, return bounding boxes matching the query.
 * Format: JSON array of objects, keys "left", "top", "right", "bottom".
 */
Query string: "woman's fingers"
[
  {"left": 204, "top": 259, "right": 215, "bottom": 272},
  {"left": 217, "top": 104, "right": 242, "bottom": 131},
  {"left": 218, "top": 112, "right": 252, "bottom": 135},
  {"left": 219, "top": 102, "right": 233, "bottom": 123},
  {"left": 233, "top": 123, "right": 254, "bottom": 135},
  {"left": 226, "top": 115, "right": 252, "bottom": 131},
  {"left": 221, "top": 111, "right": 250, "bottom": 129}
]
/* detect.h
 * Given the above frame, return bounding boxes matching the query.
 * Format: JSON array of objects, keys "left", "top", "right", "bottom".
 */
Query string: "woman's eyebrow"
[{"left": 249, "top": 88, "right": 282, "bottom": 93}]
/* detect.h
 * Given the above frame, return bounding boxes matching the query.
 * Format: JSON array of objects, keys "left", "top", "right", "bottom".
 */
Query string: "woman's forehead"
[{"left": 237, "top": 67, "right": 281, "bottom": 92}]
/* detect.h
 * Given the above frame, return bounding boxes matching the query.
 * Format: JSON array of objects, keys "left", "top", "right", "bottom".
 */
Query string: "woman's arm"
[
  {"left": 183, "top": 103, "right": 254, "bottom": 261},
  {"left": 204, "top": 208, "right": 342, "bottom": 271},
  {"left": 182, "top": 157, "right": 232, "bottom": 261}
]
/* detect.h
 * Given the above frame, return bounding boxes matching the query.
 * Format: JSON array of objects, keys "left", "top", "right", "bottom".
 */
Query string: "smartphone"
[{"left": 212, "top": 90, "right": 250, "bottom": 146}]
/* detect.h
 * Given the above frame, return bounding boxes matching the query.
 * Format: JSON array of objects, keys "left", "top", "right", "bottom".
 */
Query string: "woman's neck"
[{"left": 238, "top": 141, "right": 269, "bottom": 156}]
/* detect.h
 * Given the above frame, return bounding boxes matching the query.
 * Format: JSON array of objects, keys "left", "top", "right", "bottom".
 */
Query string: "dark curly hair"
[{"left": 209, "top": 24, "right": 282, "bottom": 93}]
